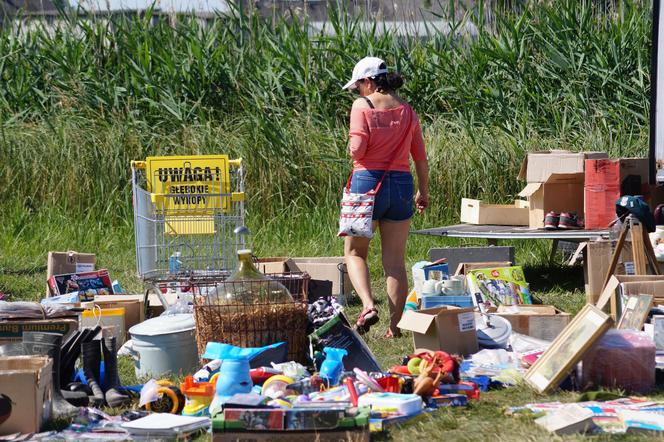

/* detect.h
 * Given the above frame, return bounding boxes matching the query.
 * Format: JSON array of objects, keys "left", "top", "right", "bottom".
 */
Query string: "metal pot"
[{"left": 127, "top": 314, "right": 198, "bottom": 378}]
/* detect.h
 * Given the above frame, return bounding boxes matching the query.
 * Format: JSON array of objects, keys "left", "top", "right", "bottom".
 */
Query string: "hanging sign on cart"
[{"left": 145, "top": 155, "right": 232, "bottom": 214}]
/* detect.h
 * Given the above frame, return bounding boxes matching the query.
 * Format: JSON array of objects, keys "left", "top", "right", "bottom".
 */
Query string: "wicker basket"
[{"left": 192, "top": 273, "right": 310, "bottom": 363}]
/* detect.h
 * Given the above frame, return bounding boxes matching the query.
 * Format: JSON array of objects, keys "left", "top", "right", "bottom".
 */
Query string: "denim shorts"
[{"left": 350, "top": 170, "right": 414, "bottom": 222}]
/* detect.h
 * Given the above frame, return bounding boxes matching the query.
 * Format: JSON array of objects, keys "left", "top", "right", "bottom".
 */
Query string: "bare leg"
[
  {"left": 344, "top": 221, "right": 379, "bottom": 310},
  {"left": 379, "top": 219, "right": 411, "bottom": 335}
]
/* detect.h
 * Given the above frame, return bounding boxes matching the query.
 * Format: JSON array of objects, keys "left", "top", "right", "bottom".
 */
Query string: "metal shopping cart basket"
[{"left": 131, "top": 155, "right": 246, "bottom": 310}]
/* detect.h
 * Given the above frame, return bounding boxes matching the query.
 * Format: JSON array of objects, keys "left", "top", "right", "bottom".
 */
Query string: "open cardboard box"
[
  {"left": 460, "top": 198, "right": 529, "bottom": 226},
  {"left": 597, "top": 275, "right": 664, "bottom": 320},
  {"left": 518, "top": 173, "right": 585, "bottom": 229},
  {"left": 397, "top": 306, "right": 478, "bottom": 356},
  {"left": 454, "top": 261, "right": 513, "bottom": 276},
  {"left": 517, "top": 150, "right": 608, "bottom": 183},
  {"left": 495, "top": 305, "right": 571, "bottom": 342},
  {"left": 46, "top": 251, "right": 96, "bottom": 296},
  {"left": 258, "top": 257, "right": 352, "bottom": 299},
  {"left": 0, "top": 356, "right": 52, "bottom": 435}
]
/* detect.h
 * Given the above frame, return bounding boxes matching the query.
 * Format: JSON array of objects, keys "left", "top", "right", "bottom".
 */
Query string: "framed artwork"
[
  {"left": 525, "top": 304, "right": 613, "bottom": 394},
  {"left": 618, "top": 294, "right": 653, "bottom": 331}
]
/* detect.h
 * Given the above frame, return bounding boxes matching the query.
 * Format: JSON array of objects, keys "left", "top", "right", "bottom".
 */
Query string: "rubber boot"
[
  {"left": 82, "top": 340, "right": 105, "bottom": 407},
  {"left": 101, "top": 337, "right": 131, "bottom": 408},
  {"left": 22, "top": 332, "right": 80, "bottom": 419}
]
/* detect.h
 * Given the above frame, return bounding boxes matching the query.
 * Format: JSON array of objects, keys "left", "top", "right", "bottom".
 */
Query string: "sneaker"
[
  {"left": 544, "top": 211, "right": 560, "bottom": 230},
  {"left": 559, "top": 212, "right": 584, "bottom": 229}
]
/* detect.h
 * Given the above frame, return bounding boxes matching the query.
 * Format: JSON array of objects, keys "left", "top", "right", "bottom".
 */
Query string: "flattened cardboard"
[
  {"left": 397, "top": 306, "right": 478, "bottom": 356},
  {"left": 0, "top": 318, "right": 79, "bottom": 345},
  {"left": 46, "top": 251, "right": 96, "bottom": 296},
  {"left": 0, "top": 356, "right": 52, "bottom": 435},
  {"left": 518, "top": 151, "right": 608, "bottom": 183},
  {"left": 495, "top": 305, "right": 571, "bottom": 342},
  {"left": 460, "top": 198, "right": 529, "bottom": 226}
]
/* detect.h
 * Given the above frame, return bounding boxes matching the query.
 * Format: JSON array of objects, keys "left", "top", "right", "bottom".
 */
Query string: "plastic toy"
[
  {"left": 261, "top": 375, "right": 294, "bottom": 399},
  {"left": 210, "top": 358, "right": 253, "bottom": 415},
  {"left": 180, "top": 376, "right": 215, "bottom": 416},
  {"left": 319, "top": 347, "right": 347, "bottom": 386}
]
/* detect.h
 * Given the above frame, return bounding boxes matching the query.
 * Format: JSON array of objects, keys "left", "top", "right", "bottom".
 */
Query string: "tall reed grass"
[{"left": 0, "top": 0, "right": 654, "bottom": 226}]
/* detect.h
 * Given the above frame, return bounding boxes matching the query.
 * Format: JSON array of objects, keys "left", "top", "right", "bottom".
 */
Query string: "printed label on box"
[
  {"left": 76, "top": 262, "right": 95, "bottom": 273},
  {"left": 458, "top": 312, "right": 476, "bottom": 332}
]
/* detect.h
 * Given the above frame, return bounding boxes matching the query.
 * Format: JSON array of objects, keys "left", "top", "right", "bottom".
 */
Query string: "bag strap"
[
  {"left": 362, "top": 97, "right": 375, "bottom": 109},
  {"left": 345, "top": 105, "right": 413, "bottom": 191}
]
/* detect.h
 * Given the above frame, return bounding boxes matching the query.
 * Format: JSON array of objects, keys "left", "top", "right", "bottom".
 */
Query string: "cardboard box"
[
  {"left": 454, "top": 261, "right": 513, "bottom": 276},
  {"left": 86, "top": 296, "right": 145, "bottom": 333},
  {"left": 495, "top": 305, "right": 571, "bottom": 342},
  {"left": 81, "top": 307, "right": 125, "bottom": 344},
  {"left": 258, "top": 257, "right": 352, "bottom": 298},
  {"left": 598, "top": 275, "right": 664, "bottom": 320},
  {"left": 584, "top": 159, "right": 650, "bottom": 229},
  {"left": 518, "top": 150, "right": 608, "bottom": 183},
  {"left": 460, "top": 198, "right": 529, "bottom": 226},
  {"left": 0, "top": 318, "right": 79, "bottom": 345},
  {"left": 0, "top": 356, "right": 52, "bottom": 435},
  {"left": 212, "top": 430, "right": 370, "bottom": 442},
  {"left": 518, "top": 174, "right": 585, "bottom": 229},
  {"left": 46, "top": 251, "right": 96, "bottom": 296},
  {"left": 582, "top": 240, "right": 634, "bottom": 304},
  {"left": 397, "top": 306, "right": 478, "bottom": 356},
  {"left": 48, "top": 269, "right": 114, "bottom": 298},
  {"left": 256, "top": 258, "right": 301, "bottom": 275}
]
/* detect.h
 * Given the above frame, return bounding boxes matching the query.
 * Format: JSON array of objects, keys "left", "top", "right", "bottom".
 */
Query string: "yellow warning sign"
[{"left": 145, "top": 155, "right": 231, "bottom": 214}]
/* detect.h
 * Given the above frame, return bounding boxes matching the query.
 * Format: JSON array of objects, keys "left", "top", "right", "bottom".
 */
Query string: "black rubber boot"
[
  {"left": 81, "top": 340, "right": 105, "bottom": 407},
  {"left": 22, "top": 332, "right": 80, "bottom": 419},
  {"left": 101, "top": 337, "right": 131, "bottom": 408}
]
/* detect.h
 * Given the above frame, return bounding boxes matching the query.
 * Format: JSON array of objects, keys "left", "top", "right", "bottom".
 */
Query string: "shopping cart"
[{"left": 131, "top": 155, "right": 246, "bottom": 311}]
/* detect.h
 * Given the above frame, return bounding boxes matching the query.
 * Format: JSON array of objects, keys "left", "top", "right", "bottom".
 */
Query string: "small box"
[
  {"left": 292, "top": 257, "right": 352, "bottom": 298},
  {"left": 495, "top": 305, "right": 571, "bottom": 341},
  {"left": 420, "top": 295, "right": 474, "bottom": 309},
  {"left": 460, "top": 198, "right": 529, "bottom": 226},
  {"left": 0, "top": 318, "right": 79, "bottom": 346},
  {"left": 397, "top": 306, "right": 478, "bottom": 356},
  {"left": 584, "top": 158, "right": 650, "bottom": 229},
  {"left": 222, "top": 408, "right": 285, "bottom": 430},
  {"left": 81, "top": 307, "right": 126, "bottom": 344},
  {"left": 454, "top": 261, "right": 513, "bottom": 276},
  {"left": 0, "top": 356, "right": 52, "bottom": 435},
  {"left": 48, "top": 269, "right": 114, "bottom": 298},
  {"left": 88, "top": 296, "right": 145, "bottom": 334},
  {"left": 518, "top": 150, "right": 608, "bottom": 183},
  {"left": 46, "top": 251, "right": 96, "bottom": 296},
  {"left": 518, "top": 174, "right": 585, "bottom": 229}
]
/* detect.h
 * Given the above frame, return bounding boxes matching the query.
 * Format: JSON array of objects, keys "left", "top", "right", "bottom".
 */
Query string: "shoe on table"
[
  {"left": 544, "top": 211, "right": 560, "bottom": 230},
  {"left": 559, "top": 212, "right": 584, "bottom": 229}
]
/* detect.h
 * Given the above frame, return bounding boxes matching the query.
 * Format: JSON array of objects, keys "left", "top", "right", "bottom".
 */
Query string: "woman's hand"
[{"left": 415, "top": 190, "right": 429, "bottom": 214}]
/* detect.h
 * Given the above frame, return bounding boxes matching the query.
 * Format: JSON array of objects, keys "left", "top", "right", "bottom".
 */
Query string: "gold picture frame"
[{"left": 525, "top": 304, "right": 613, "bottom": 394}]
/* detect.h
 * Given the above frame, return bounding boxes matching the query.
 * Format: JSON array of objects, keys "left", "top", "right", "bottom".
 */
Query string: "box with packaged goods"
[
  {"left": 46, "top": 251, "right": 96, "bottom": 296},
  {"left": 517, "top": 150, "right": 608, "bottom": 229},
  {"left": 460, "top": 198, "right": 529, "bottom": 226},
  {"left": 466, "top": 266, "right": 532, "bottom": 310},
  {"left": 584, "top": 159, "right": 650, "bottom": 229},
  {"left": 0, "top": 356, "right": 52, "bottom": 435}
]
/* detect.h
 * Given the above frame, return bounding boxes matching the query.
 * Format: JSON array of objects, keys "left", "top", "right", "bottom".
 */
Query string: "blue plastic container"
[{"left": 420, "top": 295, "right": 473, "bottom": 309}]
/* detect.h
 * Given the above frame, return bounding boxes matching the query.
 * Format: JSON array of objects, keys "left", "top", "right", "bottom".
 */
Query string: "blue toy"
[{"left": 319, "top": 347, "right": 347, "bottom": 386}]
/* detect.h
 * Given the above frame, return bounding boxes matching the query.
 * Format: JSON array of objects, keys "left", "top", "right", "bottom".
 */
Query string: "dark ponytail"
[{"left": 372, "top": 72, "right": 404, "bottom": 93}]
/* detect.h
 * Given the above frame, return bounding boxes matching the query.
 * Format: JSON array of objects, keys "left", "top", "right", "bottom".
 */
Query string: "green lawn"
[{"left": 1, "top": 215, "right": 661, "bottom": 441}]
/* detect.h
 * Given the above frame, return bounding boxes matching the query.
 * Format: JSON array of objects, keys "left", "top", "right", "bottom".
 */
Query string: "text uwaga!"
[{"left": 157, "top": 166, "right": 223, "bottom": 205}]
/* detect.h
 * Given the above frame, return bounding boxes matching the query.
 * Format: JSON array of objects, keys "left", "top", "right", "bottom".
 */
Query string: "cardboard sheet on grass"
[
  {"left": 398, "top": 306, "right": 478, "bottom": 356},
  {"left": 0, "top": 356, "right": 52, "bottom": 435}
]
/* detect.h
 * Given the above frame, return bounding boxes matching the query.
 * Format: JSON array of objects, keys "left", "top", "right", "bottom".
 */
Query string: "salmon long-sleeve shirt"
[{"left": 348, "top": 103, "right": 426, "bottom": 172}]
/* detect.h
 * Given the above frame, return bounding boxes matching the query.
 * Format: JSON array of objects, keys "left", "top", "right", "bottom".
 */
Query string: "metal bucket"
[{"left": 128, "top": 314, "right": 198, "bottom": 378}]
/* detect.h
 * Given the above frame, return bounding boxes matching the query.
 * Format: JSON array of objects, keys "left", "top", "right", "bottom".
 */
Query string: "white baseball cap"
[{"left": 341, "top": 56, "right": 388, "bottom": 90}]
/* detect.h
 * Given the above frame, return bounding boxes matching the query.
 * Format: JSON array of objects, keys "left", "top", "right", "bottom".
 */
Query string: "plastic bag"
[{"left": 139, "top": 379, "right": 160, "bottom": 408}]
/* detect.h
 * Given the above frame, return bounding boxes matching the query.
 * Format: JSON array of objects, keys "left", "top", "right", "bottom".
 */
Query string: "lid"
[
  {"left": 129, "top": 313, "right": 195, "bottom": 336},
  {"left": 475, "top": 313, "right": 512, "bottom": 349}
]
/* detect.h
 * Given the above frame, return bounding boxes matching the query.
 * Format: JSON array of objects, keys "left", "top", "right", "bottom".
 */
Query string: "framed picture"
[
  {"left": 618, "top": 294, "right": 653, "bottom": 331},
  {"left": 525, "top": 304, "right": 613, "bottom": 394}
]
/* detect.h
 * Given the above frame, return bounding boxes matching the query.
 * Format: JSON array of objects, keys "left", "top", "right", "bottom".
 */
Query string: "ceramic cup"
[{"left": 421, "top": 279, "right": 441, "bottom": 296}]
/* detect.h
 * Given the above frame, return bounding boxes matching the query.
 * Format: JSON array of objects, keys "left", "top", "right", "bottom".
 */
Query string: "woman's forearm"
[{"left": 414, "top": 160, "right": 429, "bottom": 195}]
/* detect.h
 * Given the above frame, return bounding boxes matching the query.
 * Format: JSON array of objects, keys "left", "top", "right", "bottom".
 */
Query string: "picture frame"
[
  {"left": 525, "top": 304, "right": 613, "bottom": 394},
  {"left": 617, "top": 294, "right": 653, "bottom": 331}
]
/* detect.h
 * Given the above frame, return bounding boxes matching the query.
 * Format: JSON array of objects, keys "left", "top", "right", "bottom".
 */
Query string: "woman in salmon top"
[{"left": 342, "top": 56, "right": 429, "bottom": 337}]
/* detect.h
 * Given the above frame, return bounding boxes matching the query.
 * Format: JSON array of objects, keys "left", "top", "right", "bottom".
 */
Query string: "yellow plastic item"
[
  {"left": 180, "top": 376, "right": 215, "bottom": 417},
  {"left": 261, "top": 375, "right": 295, "bottom": 399}
]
